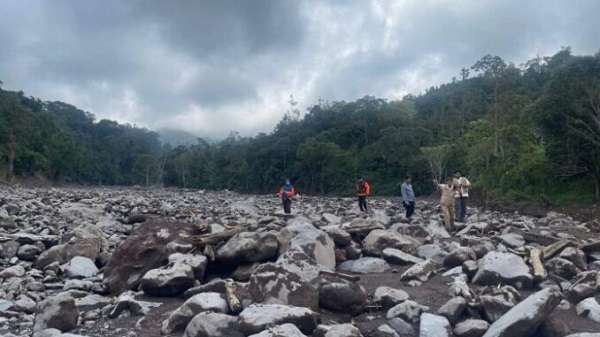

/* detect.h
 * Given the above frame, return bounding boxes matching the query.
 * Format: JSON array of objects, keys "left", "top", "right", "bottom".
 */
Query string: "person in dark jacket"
[
  {"left": 356, "top": 177, "right": 371, "bottom": 213},
  {"left": 278, "top": 179, "right": 296, "bottom": 214},
  {"left": 401, "top": 175, "right": 415, "bottom": 219}
]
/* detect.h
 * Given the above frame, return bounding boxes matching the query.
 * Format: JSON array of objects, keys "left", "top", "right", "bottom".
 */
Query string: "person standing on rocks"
[
  {"left": 434, "top": 177, "right": 456, "bottom": 231},
  {"left": 453, "top": 170, "right": 471, "bottom": 222},
  {"left": 279, "top": 179, "right": 296, "bottom": 214},
  {"left": 401, "top": 175, "right": 415, "bottom": 220},
  {"left": 356, "top": 177, "right": 371, "bottom": 213}
]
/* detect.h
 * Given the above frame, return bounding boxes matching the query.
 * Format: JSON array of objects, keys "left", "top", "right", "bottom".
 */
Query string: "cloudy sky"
[{"left": 1, "top": 0, "right": 599, "bottom": 138}]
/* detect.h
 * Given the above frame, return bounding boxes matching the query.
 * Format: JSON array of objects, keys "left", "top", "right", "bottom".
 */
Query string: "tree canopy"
[{"left": 1, "top": 49, "right": 598, "bottom": 202}]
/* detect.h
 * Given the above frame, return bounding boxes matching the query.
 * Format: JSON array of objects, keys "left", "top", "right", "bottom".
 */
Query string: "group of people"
[{"left": 277, "top": 171, "right": 471, "bottom": 231}]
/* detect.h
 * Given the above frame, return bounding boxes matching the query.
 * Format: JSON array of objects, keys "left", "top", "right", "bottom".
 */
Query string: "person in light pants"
[{"left": 453, "top": 170, "right": 471, "bottom": 222}]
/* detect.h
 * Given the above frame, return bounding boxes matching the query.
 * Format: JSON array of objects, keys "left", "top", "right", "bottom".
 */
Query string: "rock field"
[{"left": 1, "top": 186, "right": 600, "bottom": 337}]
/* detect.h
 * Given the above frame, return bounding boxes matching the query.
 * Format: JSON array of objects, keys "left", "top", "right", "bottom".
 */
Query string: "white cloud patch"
[{"left": 0, "top": 0, "right": 599, "bottom": 139}]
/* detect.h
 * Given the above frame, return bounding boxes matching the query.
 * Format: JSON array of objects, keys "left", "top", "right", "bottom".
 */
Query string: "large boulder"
[
  {"left": 249, "top": 323, "right": 308, "bottom": 337},
  {"left": 60, "top": 256, "right": 99, "bottom": 279},
  {"left": 472, "top": 252, "right": 534, "bottom": 289},
  {"left": 482, "top": 288, "right": 562, "bottom": 337},
  {"left": 400, "top": 259, "right": 436, "bottom": 283},
  {"left": 33, "top": 294, "right": 79, "bottom": 333},
  {"left": 216, "top": 232, "right": 279, "bottom": 265},
  {"left": 183, "top": 312, "right": 244, "bottom": 337},
  {"left": 249, "top": 263, "right": 319, "bottom": 310},
  {"left": 419, "top": 313, "right": 452, "bottom": 337},
  {"left": 363, "top": 230, "right": 417, "bottom": 257},
  {"left": 453, "top": 319, "right": 490, "bottom": 337},
  {"left": 103, "top": 219, "right": 200, "bottom": 294},
  {"left": 140, "top": 263, "right": 195, "bottom": 296},
  {"left": 313, "top": 324, "right": 364, "bottom": 337},
  {"left": 163, "top": 293, "right": 230, "bottom": 334},
  {"left": 338, "top": 257, "right": 390, "bottom": 274},
  {"left": 289, "top": 230, "right": 336, "bottom": 270},
  {"left": 36, "top": 225, "right": 107, "bottom": 269},
  {"left": 319, "top": 282, "right": 367, "bottom": 315},
  {"left": 238, "top": 304, "right": 320, "bottom": 335}
]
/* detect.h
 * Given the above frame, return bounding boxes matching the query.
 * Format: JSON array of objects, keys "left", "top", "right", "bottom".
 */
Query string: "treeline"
[{"left": 1, "top": 48, "right": 599, "bottom": 202}]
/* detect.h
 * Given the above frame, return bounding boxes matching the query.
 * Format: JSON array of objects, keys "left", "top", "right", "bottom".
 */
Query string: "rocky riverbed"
[{"left": 1, "top": 186, "right": 600, "bottom": 337}]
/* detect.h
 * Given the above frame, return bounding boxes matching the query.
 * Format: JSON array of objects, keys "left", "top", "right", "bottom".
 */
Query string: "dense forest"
[{"left": 1, "top": 48, "right": 599, "bottom": 203}]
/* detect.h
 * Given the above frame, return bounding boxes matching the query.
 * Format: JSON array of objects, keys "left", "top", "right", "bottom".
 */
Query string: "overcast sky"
[{"left": 1, "top": 0, "right": 599, "bottom": 138}]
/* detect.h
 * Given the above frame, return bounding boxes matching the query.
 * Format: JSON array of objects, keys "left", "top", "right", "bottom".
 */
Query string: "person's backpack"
[{"left": 357, "top": 181, "right": 366, "bottom": 194}]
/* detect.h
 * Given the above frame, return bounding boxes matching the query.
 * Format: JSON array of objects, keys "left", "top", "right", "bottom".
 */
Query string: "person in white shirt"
[{"left": 453, "top": 170, "right": 471, "bottom": 222}]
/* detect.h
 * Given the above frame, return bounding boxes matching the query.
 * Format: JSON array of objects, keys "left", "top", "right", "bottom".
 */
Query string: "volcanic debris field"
[{"left": 1, "top": 187, "right": 600, "bottom": 337}]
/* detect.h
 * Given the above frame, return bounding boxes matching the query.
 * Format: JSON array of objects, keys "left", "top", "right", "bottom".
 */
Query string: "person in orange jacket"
[
  {"left": 278, "top": 179, "right": 296, "bottom": 214},
  {"left": 356, "top": 177, "right": 371, "bottom": 213}
]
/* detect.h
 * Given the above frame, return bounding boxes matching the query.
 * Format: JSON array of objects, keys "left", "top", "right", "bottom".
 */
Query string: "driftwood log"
[
  {"left": 529, "top": 247, "right": 547, "bottom": 279},
  {"left": 543, "top": 240, "right": 573, "bottom": 260},
  {"left": 319, "top": 270, "right": 361, "bottom": 282},
  {"left": 225, "top": 280, "right": 243, "bottom": 314},
  {"left": 194, "top": 227, "right": 245, "bottom": 246}
]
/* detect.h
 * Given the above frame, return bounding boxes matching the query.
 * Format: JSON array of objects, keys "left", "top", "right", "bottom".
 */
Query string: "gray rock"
[
  {"left": 566, "top": 271, "right": 600, "bottom": 303},
  {"left": 140, "top": 263, "right": 195, "bottom": 296},
  {"left": 275, "top": 247, "right": 324, "bottom": 283},
  {"left": 482, "top": 288, "right": 562, "bottom": 337},
  {"left": 322, "top": 226, "right": 352, "bottom": 247},
  {"left": 216, "top": 232, "right": 279, "bottom": 264},
  {"left": 419, "top": 313, "right": 451, "bottom": 337},
  {"left": 386, "top": 300, "right": 430, "bottom": 324},
  {"left": 183, "top": 312, "right": 243, "bottom": 337},
  {"left": 75, "top": 294, "right": 113, "bottom": 312},
  {"left": 238, "top": 304, "right": 319, "bottom": 335},
  {"left": 108, "top": 290, "right": 162, "bottom": 318},
  {"left": 313, "top": 323, "right": 364, "bottom": 337},
  {"left": 480, "top": 294, "right": 517, "bottom": 323},
  {"left": 373, "top": 286, "right": 410, "bottom": 310},
  {"left": 546, "top": 258, "right": 579, "bottom": 280},
  {"left": 453, "top": 319, "right": 490, "bottom": 337},
  {"left": 162, "top": 292, "right": 230, "bottom": 334},
  {"left": 0, "top": 299, "right": 14, "bottom": 311},
  {"left": 472, "top": 252, "right": 533, "bottom": 289},
  {"left": 575, "top": 297, "right": 600, "bottom": 322},
  {"left": 61, "top": 256, "right": 99, "bottom": 279},
  {"left": 14, "top": 296, "right": 37, "bottom": 314},
  {"left": 1, "top": 240, "right": 20, "bottom": 259},
  {"left": 168, "top": 253, "right": 208, "bottom": 280},
  {"left": 249, "top": 262, "right": 319, "bottom": 310},
  {"left": 373, "top": 324, "right": 400, "bottom": 337},
  {"left": 443, "top": 247, "right": 476, "bottom": 268},
  {"left": 289, "top": 230, "right": 336, "bottom": 270},
  {"left": 36, "top": 224, "right": 106, "bottom": 269},
  {"left": 0, "top": 265, "right": 25, "bottom": 278},
  {"left": 249, "top": 323, "right": 308, "bottom": 337},
  {"left": 560, "top": 247, "right": 588, "bottom": 271},
  {"left": 17, "top": 244, "right": 42, "bottom": 261},
  {"left": 400, "top": 259, "right": 436, "bottom": 283},
  {"left": 363, "top": 230, "right": 417, "bottom": 257},
  {"left": 382, "top": 248, "right": 424, "bottom": 265},
  {"left": 33, "top": 293, "right": 79, "bottom": 332},
  {"left": 319, "top": 282, "right": 367, "bottom": 315},
  {"left": 437, "top": 297, "right": 467, "bottom": 324},
  {"left": 462, "top": 260, "right": 478, "bottom": 279},
  {"left": 387, "top": 317, "right": 417, "bottom": 336},
  {"left": 338, "top": 257, "right": 390, "bottom": 274},
  {"left": 416, "top": 244, "right": 448, "bottom": 265},
  {"left": 563, "top": 334, "right": 600, "bottom": 337},
  {"left": 499, "top": 233, "right": 525, "bottom": 248}
]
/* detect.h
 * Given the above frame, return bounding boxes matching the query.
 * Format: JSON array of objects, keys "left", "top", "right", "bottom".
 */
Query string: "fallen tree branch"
[
  {"left": 529, "top": 246, "right": 547, "bottom": 280},
  {"left": 194, "top": 227, "right": 245, "bottom": 246},
  {"left": 319, "top": 270, "right": 361, "bottom": 282},
  {"left": 225, "top": 280, "right": 243, "bottom": 314},
  {"left": 543, "top": 240, "right": 573, "bottom": 260}
]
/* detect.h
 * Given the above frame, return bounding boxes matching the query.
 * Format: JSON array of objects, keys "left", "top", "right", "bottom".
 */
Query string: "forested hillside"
[{"left": 1, "top": 49, "right": 598, "bottom": 202}]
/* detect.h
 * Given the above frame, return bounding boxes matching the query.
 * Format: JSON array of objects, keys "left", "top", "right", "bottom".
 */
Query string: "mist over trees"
[{"left": 1, "top": 49, "right": 599, "bottom": 202}]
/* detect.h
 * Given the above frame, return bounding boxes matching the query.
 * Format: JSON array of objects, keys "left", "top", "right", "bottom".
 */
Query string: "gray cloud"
[{"left": 1, "top": 0, "right": 598, "bottom": 138}]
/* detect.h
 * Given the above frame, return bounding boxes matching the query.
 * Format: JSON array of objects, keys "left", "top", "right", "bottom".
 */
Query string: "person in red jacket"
[
  {"left": 356, "top": 177, "right": 371, "bottom": 213},
  {"left": 278, "top": 179, "right": 296, "bottom": 214}
]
